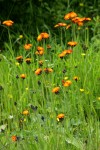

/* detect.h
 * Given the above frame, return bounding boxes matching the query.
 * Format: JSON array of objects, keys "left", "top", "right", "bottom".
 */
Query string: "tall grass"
[{"left": 0, "top": 13, "right": 100, "bottom": 150}]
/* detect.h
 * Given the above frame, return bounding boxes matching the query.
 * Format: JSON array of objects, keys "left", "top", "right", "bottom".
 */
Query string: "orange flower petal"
[
  {"left": 24, "top": 44, "right": 32, "bottom": 50},
  {"left": 22, "top": 110, "right": 29, "bottom": 115},
  {"left": 35, "top": 68, "right": 42, "bottom": 75},
  {"left": 67, "top": 41, "right": 77, "bottom": 46},
  {"left": 52, "top": 87, "right": 60, "bottom": 93},
  {"left": 2, "top": 20, "right": 14, "bottom": 26},
  {"left": 20, "top": 74, "right": 26, "bottom": 79}
]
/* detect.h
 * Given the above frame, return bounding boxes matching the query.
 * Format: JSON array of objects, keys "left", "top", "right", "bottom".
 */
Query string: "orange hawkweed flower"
[
  {"left": 35, "top": 68, "right": 42, "bottom": 75},
  {"left": 64, "top": 12, "right": 77, "bottom": 20},
  {"left": 16, "top": 56, "right": 23, "bottom": 63},
  {"left": 22, "top": 110, "right": 29, "bottom": 115},
  {"left": 72, "top": 17, "right": 85, "bottom": 23},
  {"left": 65, "top": 49, "right": 73, "bottom": 54},
  {"left": 44, "top": 68, "right": 53, "bottom": 73},
  {"left": 35, "top": 51, "right": 44, "bottom": 55},
  {"left": 11, "top": 136, "right": 17, "bottom": 142},
  {"left": 38, "top": 60, "right": 44, "bottom": 66},
  {"left": 72, "top": 17, "right": 91, "bottom": 26},
  {"left": 35, "top": 46, "right": 44, "bottom": 55},
  {"left": 54, "top": 22, "right": 67, "bottom": 28},
  {"left": 25, "top": 58, "right": 31, "bottom": 64},
  {"left": 84, "top": 17, "right": 91, "bottom": 21},
  {"left": 66, "top": 24, "right": 71, "bottom": 29},
  {"left": 37, "top": 32, "right": 49, "bottom": 41},
  {"left": 37, "top": 34, "right": 43, "bottom": 41},
  {"left": 2, "top": 20, "right": 14, "bottom": 26},
  {"left": 67, "top": 41, "right": 77, "bottom": 47},
  {"left": 24, "top": 44, "right": 32, "bottom": 50},
  {"left": 47, "top": 45, "right": 51, "bottom": 49},
  {"left": 63, "top": 49, "right": 73, "bottom": 54},
  {"left": 73, "top": 76, "right": 79, "bottom": 82},
  {"left": 52, "top": 87, "right": 60, "bottom": 94},
  {"left": 54, "top": 24, "right": 59, "bottom": 28},
  {"left": 20, "top": 74, "right": 26, "bottom": 79},
  {"left": 37, "top": 46, "right": 44, "bottom": 51},
  {"left": 41, "top": 32, "right": 49, "bottom": 39},
  {"left": 58, "top": 52, "right": 66, "bottom": 58},
  {"left": 57, "top": 113, "right": 65, "bottom": 121},
  {"left": 77, "top": 21, "right": 84, "bottom": 26},
  {"left": 58, "top": 49, "right": 73, "bottom": 58},
  {"left": 62, "top": 80, "right": 72, "bottom": 87}
]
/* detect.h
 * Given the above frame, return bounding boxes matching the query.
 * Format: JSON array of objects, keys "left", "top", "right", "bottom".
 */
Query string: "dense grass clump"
[{"left": 0, "top": 12, "right": 100, "bottom": 150}]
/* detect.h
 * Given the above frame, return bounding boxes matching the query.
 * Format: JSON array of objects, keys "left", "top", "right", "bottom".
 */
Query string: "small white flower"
[{"left": 8, "top": 115, "right": 13, "bottom": 119}]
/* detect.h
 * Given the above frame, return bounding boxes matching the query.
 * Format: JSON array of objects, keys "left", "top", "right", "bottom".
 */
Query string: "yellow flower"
[
  {"left": 80, "top": 89, "right": 84, "bottom": 92},
  {"left": 78, "top": 27, "right": 81, "bottom": 30},
  {"left": 25, "top": 87, "right": 29, "bottom": 91},
  {"left": 85, "top": 27, "right": 88, "bottom": 30},
  {"left": 8, "top": 94, "right": 13, "bottom": 99},
  {"left": 81, "top": 53, "right": 86, "bottom": 56},
  {"left": 64, "top": 77, "right": 68, "bottom": 80},
  {"left": 97, "top": 97, "right": 100, "bottom": 100},
  {"left": 15, "top": 62, "right": 20, "bottom": 66},
  {"left": 79, "top": 3, "right": 84, "bottom": 7},
  {"left": 19, "top": 35, "right": 23, "bottom": 39}
]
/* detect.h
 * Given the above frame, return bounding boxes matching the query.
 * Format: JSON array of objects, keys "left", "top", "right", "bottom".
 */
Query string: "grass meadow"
[{"left": 0, "top": 12, "right": 100, "bottom": 150}]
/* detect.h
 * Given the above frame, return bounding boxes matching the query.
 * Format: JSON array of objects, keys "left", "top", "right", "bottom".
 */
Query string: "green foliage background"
[
  {"left": 0, "top": 0, "right": 100, "bottom": 31},
  {"left": 0, "top": 0, "right": 100, "bottom": 49}
]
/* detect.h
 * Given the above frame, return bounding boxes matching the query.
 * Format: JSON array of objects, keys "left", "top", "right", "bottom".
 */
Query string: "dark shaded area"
[{"left": 0, "top": 0, "right": 100, "bottom": 48}]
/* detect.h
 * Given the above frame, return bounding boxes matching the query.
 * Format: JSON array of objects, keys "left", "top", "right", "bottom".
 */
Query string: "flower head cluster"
[
  {"left": 64, "top": 12, "right": 77, "bottom": 20},
  {"left": 72, "top": 17, "right": 91, "bottom": 26},
  {"left": 35, "top": 68, "right": 53, "bottom": 75},
  {"left": 35, "top": 46, "right": 44, "bottom": 55},
  {"left": 64, "top": 12, "right": 91, "bottom": 26},
  {"left": 58, "top": 49, "right": 73, "bottom": 58}
]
